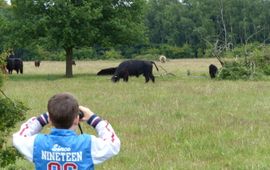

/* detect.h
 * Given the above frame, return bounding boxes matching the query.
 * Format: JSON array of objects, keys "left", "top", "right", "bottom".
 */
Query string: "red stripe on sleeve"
[
  {"left": 105, "top": 122, "right": 116, "bottom": 142},
  {"left": 19, "top": 124, "right": 29, "bottom": 136}
]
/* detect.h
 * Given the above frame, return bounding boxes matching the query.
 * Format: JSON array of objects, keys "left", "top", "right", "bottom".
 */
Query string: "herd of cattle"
[
  {"left": 97, "top": 58, "right": 218, "bottom": 82},
  {"left": 2, "top": 54, "right": 219, "bottom": 82}
]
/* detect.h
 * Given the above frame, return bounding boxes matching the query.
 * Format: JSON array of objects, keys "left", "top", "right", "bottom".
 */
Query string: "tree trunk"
[
  {"left": 65, "top": 47, "right": 73, "bottom": 78},
  {"left": 220, "top": 0, "right": 228, "bottom": 50}
]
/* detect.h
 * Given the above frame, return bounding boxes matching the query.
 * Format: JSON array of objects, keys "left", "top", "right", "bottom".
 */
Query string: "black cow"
[
  {"left": 97, "top": 67, "right": 117, "bottom": 76},
  {"left": 209, "top": 64, "right": 218, "bottom": 78},
  {"left": 111, "top": 60, "right": 159, "bottom": 83},
  {"left": 6, "top": 58, "right": 23, "bottom": 74},
  {"left": 34, "top": 60, "right": 41, "bottom": 67}
]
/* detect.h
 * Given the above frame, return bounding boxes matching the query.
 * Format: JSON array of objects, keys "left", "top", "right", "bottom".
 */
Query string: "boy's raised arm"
[{"left": 12, "top": 113, "right": 49, "bottom": 162}]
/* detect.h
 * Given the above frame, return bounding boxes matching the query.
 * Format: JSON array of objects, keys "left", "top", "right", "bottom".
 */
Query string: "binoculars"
[{"left": 79, "top": 111, "right": 84, "bottom": 119}]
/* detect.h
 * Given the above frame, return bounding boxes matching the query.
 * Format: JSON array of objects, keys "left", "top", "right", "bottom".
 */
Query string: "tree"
[
  {"left": 11, "top": 0, "right": 146, "bottom": 77},
  {"left": 0, "top": 0, "right": 11, "bottom": 51},
  {"left": 145, "top": 0, "right": 186, "bottom": 45}
]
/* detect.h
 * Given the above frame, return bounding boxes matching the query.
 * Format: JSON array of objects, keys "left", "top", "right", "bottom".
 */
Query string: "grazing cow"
[
  {"left": 111, "top": 60, "right": 159, "bottom": 83},
  {"left": 209, "top": 64, "right": 218, "bottom": 78},
  {"left": 34, "top": 60, "right": 41, "bottom": 67},
  {"left": 159, "top": 55, "right": 167, "bottom": 63},
  {"left": 97, "top": 67, "right": 117, "bottom": 76},
  {"left": 6, "top": 58, "right": 23, "bottom": 74}
]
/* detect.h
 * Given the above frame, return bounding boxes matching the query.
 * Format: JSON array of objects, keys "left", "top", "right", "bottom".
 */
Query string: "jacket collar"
[{"left": 50, "top": 128, "right": 77, "bottom": 136}]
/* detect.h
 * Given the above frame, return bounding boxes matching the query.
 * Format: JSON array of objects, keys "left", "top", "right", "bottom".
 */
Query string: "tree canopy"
[{"left": 10, "top": 0, "right": 146, "bottom": 77}]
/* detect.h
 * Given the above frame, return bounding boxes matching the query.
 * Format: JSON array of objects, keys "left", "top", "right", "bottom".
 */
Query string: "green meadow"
[{"left": 3, "top": 59, "right": 270, "bottom": 170}]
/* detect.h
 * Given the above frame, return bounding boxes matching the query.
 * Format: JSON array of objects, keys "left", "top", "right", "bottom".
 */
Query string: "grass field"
[{"left": 3, "top": 59, "right": 270, "bottom": 170}]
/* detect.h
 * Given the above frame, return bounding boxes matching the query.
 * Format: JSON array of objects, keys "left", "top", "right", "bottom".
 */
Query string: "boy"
[{"left": 13, "top": 92, "right": 120, "bottom": 170}]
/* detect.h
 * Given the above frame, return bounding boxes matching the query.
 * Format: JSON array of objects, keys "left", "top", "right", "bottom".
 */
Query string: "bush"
[
  {"left": 133, "top": 54, "right": 157, "bottom": 60},
  {"left": 0, "top": 94, "right": 28, "bottom": 167},
  {"left": 249, "top": 46, "right": 270, "bottom": 75},
  {"left": 103, "top": 49, "right": 123, "bottom": 60},
  {"left": 141, "top": 47, "right": 160, "bottom": 56},
  {"left": 212, "top": 44, "right": 270, "bottom": 80},
  {"left": 30, "top": 46, "right": 65, "bottom": 61},
  {"left": 181, "top": 43, "right": 194, "bottom": 58},
  {"left": 218, "top": 61, "right": 250, "bottom": 80},
  {"left": 221, "top": 42, "right": 262, "bottom": 59},
  {"left": 43, "top": 50, "right": 65, "bottom": 61},
  {"left": 197, "top": 48, "right": 204, "bottom": 58},
  {"left": 159, "top": 44, "right": 194, "bottom": 58},
  {"left": 262, "top": 65, "right": 270, "bottom": 75},
  {"left": 217, "top": 60, "right": 262, "bottom": 80},
  {"left": 32, "top": 46, "right": 51, "bottom": 60},
  {"left": 0, "top": 148, "right": 21, "bottom": 168}
]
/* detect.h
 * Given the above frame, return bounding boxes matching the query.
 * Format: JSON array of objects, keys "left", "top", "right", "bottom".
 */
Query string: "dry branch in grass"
[{"left": 157, "top": 65, "right": 176, "bottom": 77}]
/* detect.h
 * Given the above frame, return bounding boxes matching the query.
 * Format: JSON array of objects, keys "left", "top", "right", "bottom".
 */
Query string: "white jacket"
[{"left": 13, "top": 115, "right": 120, "bottom": 165}]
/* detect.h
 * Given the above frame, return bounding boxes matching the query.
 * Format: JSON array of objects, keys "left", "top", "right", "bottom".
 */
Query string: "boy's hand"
[{"left": 79, "top": 106, "right": 95, "bottom": 121}]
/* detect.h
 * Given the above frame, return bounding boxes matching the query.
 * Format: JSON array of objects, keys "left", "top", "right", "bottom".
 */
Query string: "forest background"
[{"left": 1, "top": 0, "right": 270, "bottom": 62}]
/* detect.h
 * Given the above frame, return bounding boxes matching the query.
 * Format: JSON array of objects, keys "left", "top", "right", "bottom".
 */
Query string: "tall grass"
[{"left": 3, "top": 59, "right": 270, "bottom": 169}]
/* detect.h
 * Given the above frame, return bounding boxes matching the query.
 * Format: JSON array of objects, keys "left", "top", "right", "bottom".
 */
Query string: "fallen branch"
[
  {"left": 0, "top": 89, "right": 17, "bottom": 107},
  {"left": 158, "top": 65, "right": 176, "bottom": 77}
]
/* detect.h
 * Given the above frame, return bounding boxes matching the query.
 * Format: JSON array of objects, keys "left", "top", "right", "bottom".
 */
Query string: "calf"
[
  {"left": 34, "top": 60, "right": 41, "bottom": 67},
  {"left": 111, "top": 60, "right": 159, "bottom": 83},
  {"left": 159, "top": 55, "right": 167, "bottom": 63}
]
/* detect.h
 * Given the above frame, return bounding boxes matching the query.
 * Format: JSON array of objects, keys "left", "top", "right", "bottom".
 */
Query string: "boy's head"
[{"left": 47, "top": 92, "right": 79, "bottom": 129}]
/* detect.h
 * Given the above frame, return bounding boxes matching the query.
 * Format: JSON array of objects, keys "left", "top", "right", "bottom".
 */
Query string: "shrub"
[
  {"left": 181, "top": 43, "right": 194, "bottom": 58},
  {"left": 141, "top": 47, "right": 160, "bottom": 56},
  {"left": 249, "top": 46, "right": 270, "bottom": 75},
  {"left": 159, "top": 44, "right": 194, "bottom": 58},
  {"left": 48, "top": 51, "right": 66, "bottom": 61},
  {"left": 217, "top": 60, "right": 262, "bottom": 80},
  {"left": 0, "top": 92, "right": 28, "bottom": 168},
  {"left": 133, "top": 54, "right": 157, "bottom": 60},
  {"left": 103, "top": 49, "right": 123, "bottom": 60},
  {"left": 218, "top": 61, "right": 250, "bottom": 80},
  {"left": 262, "top": 65, "right": 270, "bottom": 75},
  {"left": 212, "top": 44, "right": 270, "bottom": 80},
  {"left": 197, "top": 48, "right": 204, "bottom": 58}
]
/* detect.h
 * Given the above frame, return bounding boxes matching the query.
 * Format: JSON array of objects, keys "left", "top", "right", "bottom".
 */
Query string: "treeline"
[
  {"left": 1, "top": 0, "right": 270, "bottom": 60},
  {"left": 146, "top": 0, "right": 270, "bottom": 57}
]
